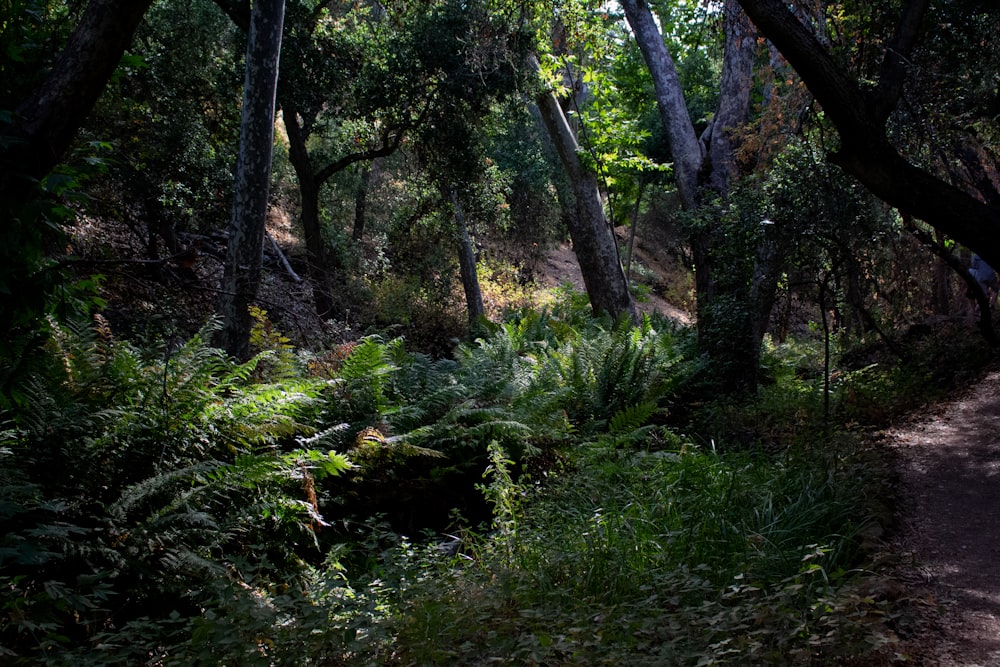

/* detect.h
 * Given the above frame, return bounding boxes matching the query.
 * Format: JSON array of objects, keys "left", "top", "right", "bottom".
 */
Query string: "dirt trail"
[{"left": 890, "top": 367, "right": 1000, "bottom": 665}]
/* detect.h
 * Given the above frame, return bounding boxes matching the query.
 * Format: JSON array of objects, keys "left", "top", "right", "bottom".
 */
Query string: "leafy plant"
[
  {"left": 383, "top": 437, "right": 883, "bottom": 665},
  {"left": 0, "top": 317, "right": 351, "bottom": 663}
]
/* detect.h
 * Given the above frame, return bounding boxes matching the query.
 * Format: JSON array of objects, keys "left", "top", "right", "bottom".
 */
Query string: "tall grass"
[{"left": 381, "top": 435, "right": 884, "bottom": 665}]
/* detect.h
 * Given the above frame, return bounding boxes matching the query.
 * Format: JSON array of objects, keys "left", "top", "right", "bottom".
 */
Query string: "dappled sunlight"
[{"left": 891, "top": 369, "right": 1000, "bottom": 664}]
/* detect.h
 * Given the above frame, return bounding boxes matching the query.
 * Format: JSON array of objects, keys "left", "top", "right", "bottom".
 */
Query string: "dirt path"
[{"left": 890, "top": 367, "right": 1000, "bottom": 665}]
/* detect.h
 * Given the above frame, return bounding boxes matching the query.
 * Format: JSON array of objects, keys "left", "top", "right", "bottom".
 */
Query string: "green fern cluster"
[
  {"left": 306, "top": 309, "right": 696, "bottom": 529},
  {"left": 0, "top": 302, "right": 701, "bottom": 663},
  {"left": 0, "top": 317, "right": 350, "bottom": 664},
  {"left": 461, "top": 309, "right": 697, "bottom": 436}
]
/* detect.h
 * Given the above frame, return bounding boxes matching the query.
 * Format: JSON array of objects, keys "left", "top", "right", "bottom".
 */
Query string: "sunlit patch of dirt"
[
  {"left": 886, "top": 367, "right": 1000, "bottom": 665},
  {"left": 534, "top": 241, "right": 693, "bottom": 325}
]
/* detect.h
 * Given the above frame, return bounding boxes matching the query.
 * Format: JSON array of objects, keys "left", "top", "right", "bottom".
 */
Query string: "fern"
[
  {"left": 608, "top": 402, "right": 659, "bottom": 440},
  {"left": 0, "top": 316, "right": 350, "bottom": 662},
  {"left": 335, "top": 335, "right": 401, "bottom": 421}
]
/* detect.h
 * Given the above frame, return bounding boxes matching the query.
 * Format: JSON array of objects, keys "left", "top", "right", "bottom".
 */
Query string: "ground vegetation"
[{"left": 0, "top": 0, "right": 998, "bottom": 663}]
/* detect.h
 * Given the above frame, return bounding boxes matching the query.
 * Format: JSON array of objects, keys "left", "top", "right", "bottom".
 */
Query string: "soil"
[
  {"left": 536, "top": 237, "right": 693, "bottom": 325},
  {"left": 887, "top": 365, "right": 1000, "bottom": 665}
]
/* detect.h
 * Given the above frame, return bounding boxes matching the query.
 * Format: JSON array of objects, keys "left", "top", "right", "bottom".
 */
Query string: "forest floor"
[
  {"left": 887, "top": 364, "right": 1000, "bottom": 665},
  {"left": 534, "top": 223, "right": 694, "bottom": 325}
]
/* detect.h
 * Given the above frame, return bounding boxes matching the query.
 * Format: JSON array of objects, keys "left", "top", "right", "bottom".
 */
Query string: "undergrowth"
[{"left": 0, "top": 301, "right": 949, "bottom": 664}]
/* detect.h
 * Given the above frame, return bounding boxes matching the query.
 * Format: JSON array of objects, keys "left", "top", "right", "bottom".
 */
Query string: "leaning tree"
[{"left": 736, "top": 0, "right": 1000, "bottom": 271}]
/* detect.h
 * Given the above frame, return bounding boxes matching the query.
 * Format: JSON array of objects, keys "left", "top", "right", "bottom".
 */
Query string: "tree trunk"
[
  {"left": 450, "top": 190, "right": 485, "bottom": 323},
  {"left": 215, "top": 0, "right": 285, "bottom": 359},
  {"left": 282, "top": 101, "right": 336, "bottom": 319},
  {"left": 620, "top": 0, "right": 702, "bottom": 209},
  {"left": 353, "top": 162, "right": 372, "bottom": 242},
  {"left": 625, "top": 0, "right": 768, "bottom": 392},
  {"left": 1, "top": 0, "right": 155, "bottom": 196},
  {"left": 707, "top": 1, "right": 757, "bottom": 195},
  {"left": 735, "top": 0, "right": 1000, "bottom": 271},
  {"left": 532, "top": 67, "right": 638, "bottom": 323}
]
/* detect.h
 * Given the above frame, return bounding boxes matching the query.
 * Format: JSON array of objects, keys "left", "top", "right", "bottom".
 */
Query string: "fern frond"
[
  {"left": 340, "top": 336, "right": 397, "bottom": 382},
  {"left": 109, "top": 461, "right": 222, "bottom": 519},
  {"left": 291, "top": 447, "right": 354, "bottom": 478},
  {"left": 384, "top": 436, "right": 448, "bottom": 459},
  {"left": 296, "top": 422, "right": 351, "bottom": 448},
  {"left": 609, "top": 401, "right": 659, "bottom": 435},
  {"left": 158, "top": 545, "right": 226, "bottom": 578}
]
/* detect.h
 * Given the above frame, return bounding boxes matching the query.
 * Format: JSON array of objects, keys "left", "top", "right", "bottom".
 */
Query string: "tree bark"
[
  {"left": 282, "top": 101, "right": 335, "bottom": 319},
  {"left": 449, "top": 190, "right": 485, "bottom": 323},
  {"left": 736, "top": 0, "right": 1000, "bottom": 271},
  {"left": 707, "top": 1, "right": 757, "bottom": 195},
  {"left": 620, "top": 0, "right": 702, "bottom": 209},
  {"left": 625, "top": 0, "right": 768, "bottom": 392},
  {"left": 215, "top": 0, "right": 285, "bottom": 359},
  {"left": 0, "top": 0, "right": 156, "bottom": 195},
  {"left": 353, "top": 162, "right": 372, "bottom": 242},
  {"left": 531, "top": 57, "right": 638, "bottom": 323}
]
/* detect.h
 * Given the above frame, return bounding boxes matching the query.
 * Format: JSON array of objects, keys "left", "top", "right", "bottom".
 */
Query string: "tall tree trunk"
[
  {"left": 531, "top": 59, "right": 637, "bottom": 323},
  {"left": 707, "top": 1, "right": 757, "bottom": 195},
  {"left": 353, "top": 162, "right": 372, "bottom": 242},
  {"left": 282, "top": 101, "right": 336, "bottom": 318},
  {"left": 215, "top": 0, "right": 285, "bottom": 359},
  {"left": 449, "top": 190, "right": 485, "bottom": 323},
  {"left": 620, "top": 0, "right": 702, "bottom": 209},
  {"left": 625, "top": 0, "right": 767, "bottom": 392}
]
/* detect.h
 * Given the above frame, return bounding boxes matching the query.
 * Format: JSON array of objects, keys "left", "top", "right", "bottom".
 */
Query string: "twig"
[{"left": 266, "top": 232, "right": 302, "bottom": 283}]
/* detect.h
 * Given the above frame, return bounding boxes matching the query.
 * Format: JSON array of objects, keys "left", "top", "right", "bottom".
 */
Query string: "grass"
[{"left": 334, "top": 432, "right": 889, "bottom": 666}]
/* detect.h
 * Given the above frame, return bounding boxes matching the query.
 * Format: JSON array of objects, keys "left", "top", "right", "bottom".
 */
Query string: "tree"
[
  {"left": 0, "top": 0, "right": 156, "bottom": 363},
  {"left": 214, "top": 0, "right": 285, "bottom": 359},
  {"left": 531, "top": 55, "right": 638, "bottom": 323},
  {"left": 622, "top": 0, "right": 773, "bottom": 392},
  {"left": 216, "top": 0, "right": 517, "bottom": 322},
  {"left": 86, "top": 0, "right": 245, "bottom": 273},
  {"left": 0, "top": 0, "right": 155, "bottom": 194},
  {"left": 735, "top": 0, "right": 1000, "bottom": 271},
  {"left": 449, "top": 189, "right": 486, "bottom": 322}
]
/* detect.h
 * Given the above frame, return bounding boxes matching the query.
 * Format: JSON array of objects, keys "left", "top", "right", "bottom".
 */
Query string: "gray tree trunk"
[
  {"left": 531, "top": 58, "right": 638, "bottom": 323},
  {"left": 450, "top": 190, "right": 485, "bottom": 323},
  {"left": 621, "top": 0, "right": 702, "bottom": 209},
  {"left": 708, "top": 1, "right": 757, "bottom": 195},
  {"left": 625, "top": 0, "right": 773, "bottom": 392},
  {"left": 353, "top": 162, "right": 372, "bottom": 242},
  {"left": 215, "top": 0, "right": 285, "bottom": 359}
]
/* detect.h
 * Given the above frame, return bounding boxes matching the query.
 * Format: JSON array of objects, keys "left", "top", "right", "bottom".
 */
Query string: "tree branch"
[
  {"left": 315, "top": 131, "right": 406, "bottom": 185},
  {"left": 2, "top": 0, "right": 156, "bottom": 189},
  {"left": 872, "top": 0, "right": 931, "bottom": 123},
  {"left": 737, "top": 0, "right": 1000, "bottom": 272},
  {"left": 212, "top": 0, "right": 251, "bottom": 32},
  {"left": 736, "top": 0, "right": 875, "bottom": 147}
]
